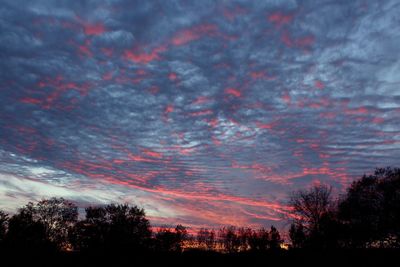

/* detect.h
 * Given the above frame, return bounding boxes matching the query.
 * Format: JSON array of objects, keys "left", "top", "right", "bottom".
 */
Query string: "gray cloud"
[{"left": 0, "top": 0, "right": 399, "bottom": 229}]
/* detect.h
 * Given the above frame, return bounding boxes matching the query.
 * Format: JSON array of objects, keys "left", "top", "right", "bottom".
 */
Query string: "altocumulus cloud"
[{"left": 0, "top": 0, "right": 400, "bottom": 229}]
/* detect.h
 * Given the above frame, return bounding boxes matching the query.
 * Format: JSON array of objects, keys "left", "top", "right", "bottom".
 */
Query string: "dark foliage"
[
  {"left": 219, "top": 226, "right": 240, "bottom": 253},
  {"left": 197, "top": 228, "right": 216, "bottom": 250},
  {"left": 0, "top": 210, "right": 7, "bottom": 244},
  {"left": 289, "top": 223, "right": 305, "bottom": 249},
  {"left": 338, "top": 167, "right": 400, "bottom": 247},
  {"left": 248, "top": 228, "right": 270, "bottom": 251},
  {"left": 289, "top": 184, "right": 340, "bottom": 248},
  {"left": 6, "top": 206, "right": 54, "bottom": 252},
  {"left": 155, "top": 224, "right": 188, "bottom": 252},
  {"left": 288, "top": 167, "right": 400, "bottom": 249},
  {"left": 269, "top": 226, "right": 282, "bottom": 250},
  {"left": 4, "top": 198, "right": 77, "bottom": 251},
  {"left": 70, "top": 204, "right": 151, "bottom": 252},
  {"left": 218, "top": 225, "right": 283, "bottom": 252},
  {"left": 0, "top": 167, "right": 399, "bottom": 267}
]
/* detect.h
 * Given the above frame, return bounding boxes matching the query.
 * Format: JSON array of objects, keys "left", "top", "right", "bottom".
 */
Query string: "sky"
[{"left": 0, "top": 0, "right": 399, "bottom": 230}]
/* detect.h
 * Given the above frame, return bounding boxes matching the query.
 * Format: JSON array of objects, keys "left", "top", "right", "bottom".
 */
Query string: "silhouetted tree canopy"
[
  {"left": 247, "top": 228, "right": 270, "bottom": 251},
  {"left": 155, "top": 224, "right": 188, "bottom": 252},
  {"left": 70, "top": 204, "right": 151, "bottom": 252},
  {"left": 0, "top": 210, "right": 8, "bottom": 244},
  {"left": 289, "top": 223, "right": 306, "bottom": 249},
  {"left": 197, "top": 228, "right": 216, "bottom": 250},
  {"left": 269, "top": 226, "right": 283, "bottom": 250},
  {"left": 288, "top": 184, "right": 343, "bottom": 248},
  {"left": 6, "top": 205, "right": 52, "bottom": 251},
  {"left": 338, "top": 167, "right": 400, "bottom": 248},
  {"left": 288, "top": 167, "right": 400, "bottom": 249},
  {"left": 2, "top": 166, "right": 400, "bottom": 259},
  {"left": 5, "top": 197, "right": 77, "bottom": 251},
  {"left": 219, "top": 226, "right": 240, "bottom": 253},
  {"left": 218, "top": 226, "right": 282, "bottom": 252}
]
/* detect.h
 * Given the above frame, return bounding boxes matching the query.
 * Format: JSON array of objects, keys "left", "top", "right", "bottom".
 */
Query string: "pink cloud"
[
  {"left": 124, "top": 45, "right": 167, "bottom": 64},
  {"left": 83, "top": 22, "right": 106, "bottom": 36},
  {"left": 268, "top": 12, "right": 294, "bottom": 28},
  {"left": 171, "top": 24, "right": 218, "bottom": 46},
  {"left": 224, "top": 87, "right": 242, "bottom": 97}
]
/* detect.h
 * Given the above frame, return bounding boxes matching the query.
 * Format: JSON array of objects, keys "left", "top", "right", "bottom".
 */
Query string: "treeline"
[
  {"left": 195, "top": 226, "right": 282, "bottom": 252},
  {"left": 289, "top": 167, "right": 400, "bottom": 249},
  {"left": 0, "top": 167, "right": 399, "bottom": 255},
  {"left": 0, "top": 199, "right": 284, "bottom": 253}
]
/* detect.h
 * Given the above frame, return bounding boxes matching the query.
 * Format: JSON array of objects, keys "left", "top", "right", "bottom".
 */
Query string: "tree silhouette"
[
  {"left": 175, "top": 224, "right": 188, "bottom": 244},
  {"left": 289, "top": 223, "right": 306, "bottom": 249},
  {"left": 71, "top": 204, "right": 152, "bottom": 252},
  {"left": 237, "top": 227, "right": 252, "bottom": 251},
  {"left": 33, "top": 198, "right": 78, "bottom": 249},
  {"left": 289, "top": 185, "right": 337, "bottom": 248},
  {"left": 197, "top": 228, "right": 216, "bottom": 250},
  {"left": 105, "top": 204, "right": 152, "bottom": 251},
  {"left": 6, "top": 206, "right": 52, "bottom": 252},
  {"left": 2, "top": 166, "right": 400, "bottom": 260},
  {"left": 269, "top": 226, "right": 283, "bottom": 250},
  {"left": 248, "top": 228, "right": 270, "bottom": 251},
  {"left": 219, "top": 226, "right": 240, "bottom": 253},
  {"left": 155, "top": 225, "right": 188, "bottom": 252},
  {"left": 0, "top": 210, "right": 8, "bottom": 245},
  {"left": 70, "top": 206, "right": 108, "bottom": 251},
  {"left": 5, "top": 198, "right": 77, "bottom": 250},
  {"left": 338, "top": 167, "right": 400, "bottom": 248}
]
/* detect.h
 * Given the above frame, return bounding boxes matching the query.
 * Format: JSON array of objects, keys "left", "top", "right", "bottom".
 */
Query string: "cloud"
[{"left": 0, "top": 0, "right": 400, "bottom": 230}]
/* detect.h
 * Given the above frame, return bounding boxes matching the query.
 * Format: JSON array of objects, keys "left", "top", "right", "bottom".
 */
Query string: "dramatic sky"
[{"left": 1, "top": 0, "right": 399, "bottom": 230}]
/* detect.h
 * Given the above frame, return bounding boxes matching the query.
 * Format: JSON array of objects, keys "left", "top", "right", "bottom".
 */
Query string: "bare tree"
[
  {"left": 289, "top": 185, "right": 336, "bottom": 248},
  {"left": 219, "top": 226, "right": 240, "bottom": 253},
  {"left": 290, "top": 185, "right": 333, "bottom": 233},
  {"left": 197, "top": 228, "right": 215, "bottom": 250}
]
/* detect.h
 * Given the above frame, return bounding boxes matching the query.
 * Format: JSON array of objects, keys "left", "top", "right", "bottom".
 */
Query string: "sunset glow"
[{"left": 0, "top": 0, "right": 399, "bottom": 231}]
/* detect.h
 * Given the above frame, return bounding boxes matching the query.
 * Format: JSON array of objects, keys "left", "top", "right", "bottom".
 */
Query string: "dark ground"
[{"left": 1, "top": 249, "right": 399, "bottom": 267}]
